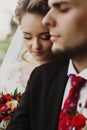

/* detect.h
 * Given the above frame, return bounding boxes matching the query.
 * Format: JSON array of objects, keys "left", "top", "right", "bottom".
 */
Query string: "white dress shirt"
[{"left": 62, "top": 60, "right": 87, "bottom": 118}]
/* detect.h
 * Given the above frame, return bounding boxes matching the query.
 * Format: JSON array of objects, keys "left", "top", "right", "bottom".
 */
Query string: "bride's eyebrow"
[
  {"left": 23, "top": 32, "right": 32, "bottom": 37},
  {"left": 23, "top": 32, "right": 31, "bottom": 35}
]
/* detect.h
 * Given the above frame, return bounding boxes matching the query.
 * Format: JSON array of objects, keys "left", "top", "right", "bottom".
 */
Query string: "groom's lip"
[{"left": 50, "top": 35, "right": 60, "bottom": 41}]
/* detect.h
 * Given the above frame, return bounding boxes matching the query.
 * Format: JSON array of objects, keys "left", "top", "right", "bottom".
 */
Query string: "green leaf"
[
  {"left": 14, "top": 88, "right": 18, "bottom": 97},
  {"left": 0, "top": 91, "right": 3, "bottom": 95}
]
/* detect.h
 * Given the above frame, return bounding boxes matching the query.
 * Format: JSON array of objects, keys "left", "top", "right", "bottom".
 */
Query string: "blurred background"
[{"left": 0, "top": 0, "right": 18, "bottom": 65}]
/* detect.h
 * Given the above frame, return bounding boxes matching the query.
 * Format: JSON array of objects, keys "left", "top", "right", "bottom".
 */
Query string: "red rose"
[
  {"left": 0, "top": 105, "right": 8, "bottom": 112},
  {"left": 0, "top": 113, "right": 3, "bottom": 119},
  {"left": 0, "top": 95, "right": 3, "bottom": 99},
  {"left": 2, "top": 115, "right": 10, "bottom": 121},
  {"left": 71, "top": 114, "right": 86, "bottom": 129},
  {"left": 3, "top": 94, "right": 12, "bottom": 101},
  {"left": 15, "top": 93, "right": 22, "bottom": 101},
  {"left": 0, "top": 103, "right": 4, "bottom": 108}
]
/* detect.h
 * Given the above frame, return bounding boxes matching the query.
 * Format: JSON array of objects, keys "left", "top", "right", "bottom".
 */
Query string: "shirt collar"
[{"left": 68, "top": 60, "right": 87, "bottom": 80}]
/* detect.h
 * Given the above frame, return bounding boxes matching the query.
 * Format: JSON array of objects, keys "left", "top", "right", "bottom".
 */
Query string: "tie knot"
[{"left": 70, "top": 74, "right": 86, "bottom": 89}]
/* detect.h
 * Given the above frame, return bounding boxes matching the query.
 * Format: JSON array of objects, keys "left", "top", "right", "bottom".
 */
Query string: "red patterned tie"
[{"left": 58, "top": 74, "right": 86, "bottom": 130}]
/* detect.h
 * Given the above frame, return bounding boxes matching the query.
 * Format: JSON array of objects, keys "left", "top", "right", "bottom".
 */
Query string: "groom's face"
[{"left": 43, "top": 0, "right": 87, "bottom": 56}]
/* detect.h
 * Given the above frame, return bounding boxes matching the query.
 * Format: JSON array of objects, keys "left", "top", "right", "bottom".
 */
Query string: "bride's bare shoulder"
[{"left": 20, "top": 58, "right": 39, "bottom": 74}]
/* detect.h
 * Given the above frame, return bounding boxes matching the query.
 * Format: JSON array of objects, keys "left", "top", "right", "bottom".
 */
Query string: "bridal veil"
[{"left": 0, "top": 26, "right": 24, "bottom": 87}]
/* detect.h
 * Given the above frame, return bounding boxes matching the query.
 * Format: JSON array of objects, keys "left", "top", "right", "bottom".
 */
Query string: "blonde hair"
[
  {"left": 15, "top": 0, "right": 49, "bottom": 24},
  {"left": 21, "top": 50, "right": 30, "bottom": 62}
]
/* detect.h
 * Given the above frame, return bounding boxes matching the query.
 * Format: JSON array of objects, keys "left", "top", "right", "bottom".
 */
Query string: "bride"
[{"left": 0, "top": 0, "right": 57, "bottom": 94}]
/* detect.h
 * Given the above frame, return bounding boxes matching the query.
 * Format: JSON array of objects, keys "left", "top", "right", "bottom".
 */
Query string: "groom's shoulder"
[
  {"left": 36, "top": 58, "right": 69, "bottom": 71},
  {"left": 30, "top": 58, "right": 69, "bottom": 79}
]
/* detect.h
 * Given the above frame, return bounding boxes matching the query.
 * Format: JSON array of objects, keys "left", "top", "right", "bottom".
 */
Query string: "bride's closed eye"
[
  {"left": 23, "top": 33, "right": 32, "bottom": 40},
  {"left": 23, "top": 37, "right": 32, "bottom": 40},
  {"left": 40, "top": 33, "right": 51, "bottom": 41}
]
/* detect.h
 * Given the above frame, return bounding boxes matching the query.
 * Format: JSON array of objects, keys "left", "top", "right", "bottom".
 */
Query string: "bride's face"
[{"left": 21, "top": 12, "right": 53, "bottom": 64}]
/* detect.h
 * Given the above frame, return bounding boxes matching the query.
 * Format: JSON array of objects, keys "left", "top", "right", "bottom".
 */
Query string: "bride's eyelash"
[
  {"left": 23, "top": 37, "right": 32, "bottom": 40},
  {"left": 41, "top": 34, "right": 51, "bottom": 40}
]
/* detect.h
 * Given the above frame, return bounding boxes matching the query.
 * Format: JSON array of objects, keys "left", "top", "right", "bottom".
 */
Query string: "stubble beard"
[{"left": 51, "top": 41, "right": 87, "bottom": 60}]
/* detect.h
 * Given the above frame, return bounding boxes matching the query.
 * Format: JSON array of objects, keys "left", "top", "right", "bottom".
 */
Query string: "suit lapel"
[{"left": 46, "top": 60, "right": 69, "bottom": 130}]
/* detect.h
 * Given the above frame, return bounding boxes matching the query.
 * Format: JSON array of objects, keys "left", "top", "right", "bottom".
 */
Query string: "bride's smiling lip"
[{"left": 32, "top": 51, "right": 43, "bottom": 56}]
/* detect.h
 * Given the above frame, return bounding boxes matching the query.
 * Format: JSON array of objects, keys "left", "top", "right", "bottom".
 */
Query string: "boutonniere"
[{"left": 66, "top": 100, "right": 87, "bottom": 130}]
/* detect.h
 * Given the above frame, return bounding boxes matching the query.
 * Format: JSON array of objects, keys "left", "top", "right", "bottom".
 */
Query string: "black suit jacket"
[{"left": 6, "top": 59, "right": 69, "bottom": 130}]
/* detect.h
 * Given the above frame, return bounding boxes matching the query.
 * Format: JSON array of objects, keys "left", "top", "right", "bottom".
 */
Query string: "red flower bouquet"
[{"left": 0, "top": 88, "right": 22, "bottom": 129}]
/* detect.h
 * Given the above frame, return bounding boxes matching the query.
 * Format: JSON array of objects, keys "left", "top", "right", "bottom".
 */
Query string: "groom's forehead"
[
  {"left": 48, "top": 0, "right": 73, "bottom": 3},
  {"left": 48, "top": 0, "right": 87, "bottom": 5},
  {"left": 48, "top": 0, "right": 72, "bottom": 6}
]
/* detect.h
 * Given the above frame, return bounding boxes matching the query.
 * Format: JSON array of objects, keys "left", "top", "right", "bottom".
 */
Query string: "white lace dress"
[
  {"left": 0, "top": 60, "right": 39, "bottom": 94},
  {"left": 0, "top": 62, "right": 31, "bottom": 94}
]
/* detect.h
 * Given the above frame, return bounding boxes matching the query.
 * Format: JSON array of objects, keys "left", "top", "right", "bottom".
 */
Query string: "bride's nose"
[{"left": 32, "top": 38, "right": 41, "bottom": 50}]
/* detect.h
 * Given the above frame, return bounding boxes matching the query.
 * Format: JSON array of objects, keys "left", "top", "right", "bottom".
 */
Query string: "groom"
[{"left": 6, "top": 0, "right": 87, "bottom": 130}]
